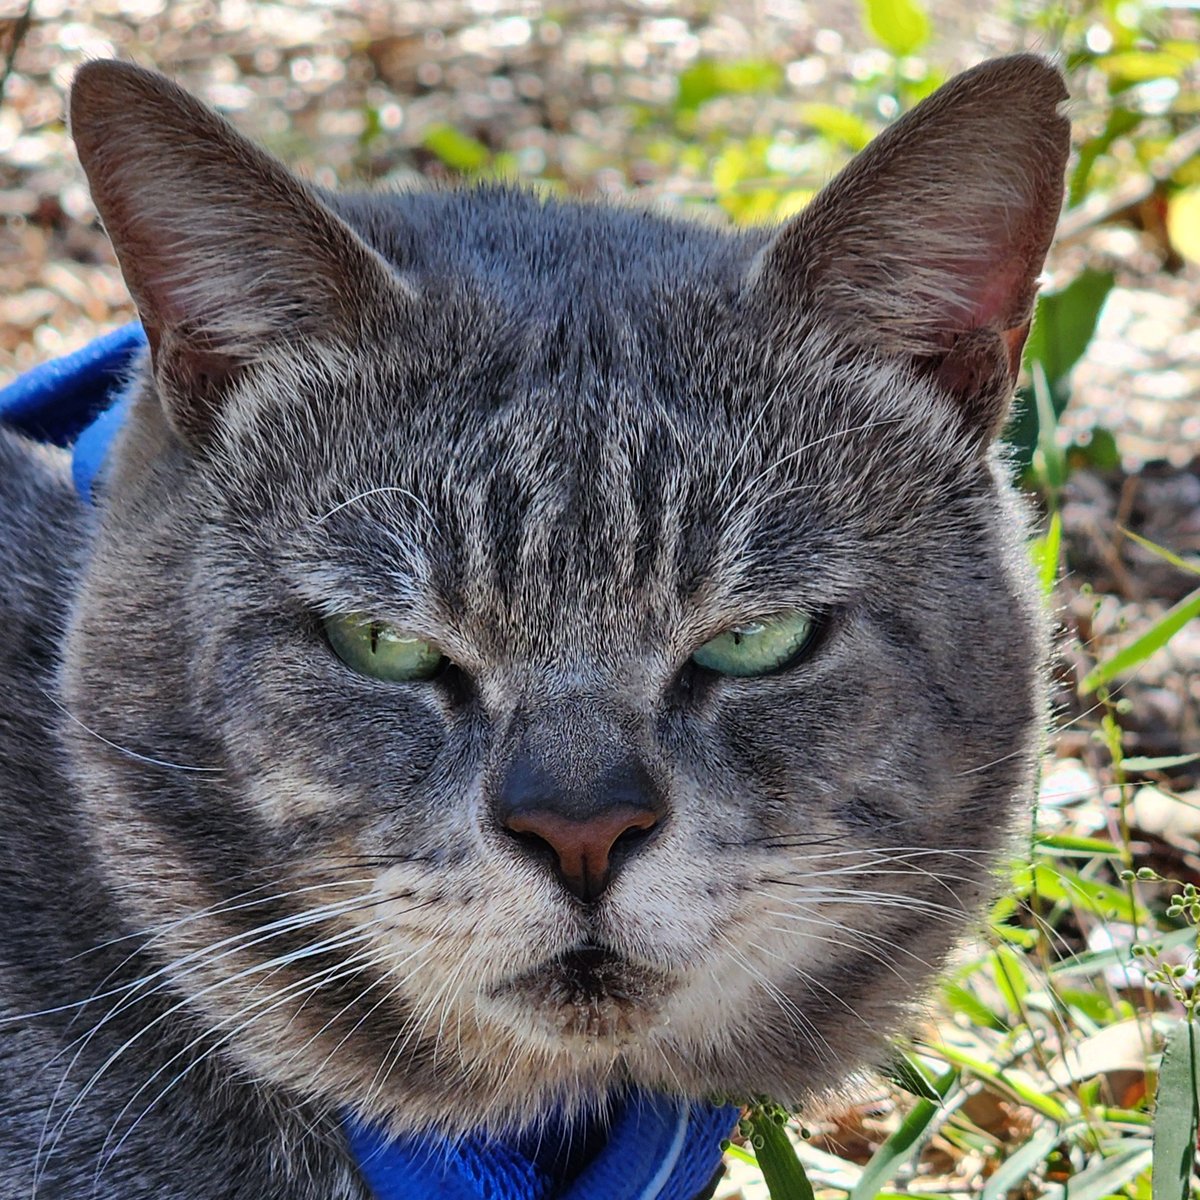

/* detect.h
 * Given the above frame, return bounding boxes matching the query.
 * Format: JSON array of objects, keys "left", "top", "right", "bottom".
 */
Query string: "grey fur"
[{"left": 0, "top": 56, "right": 1067, "bottom": 1197}]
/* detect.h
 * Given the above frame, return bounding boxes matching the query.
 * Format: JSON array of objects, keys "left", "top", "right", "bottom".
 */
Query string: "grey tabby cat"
[{"left": 0, "top": 54, "right": 1068, "bottom": 1197}]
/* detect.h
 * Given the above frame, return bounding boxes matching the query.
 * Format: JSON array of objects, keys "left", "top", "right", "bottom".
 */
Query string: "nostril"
[
  {"left": 509, "top": 826, "right": 557, "bottom": 864},
  {"left": 615, "top": 820, "right": 654, "bottom": 846},
  {"left": 611, "top": 818, "right": 656, "bottom": 858}
]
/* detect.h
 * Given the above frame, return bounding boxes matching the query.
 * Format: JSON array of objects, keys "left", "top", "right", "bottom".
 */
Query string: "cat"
[{"left": 0, "top": 53, "right": 1069, "bottom": 1198}]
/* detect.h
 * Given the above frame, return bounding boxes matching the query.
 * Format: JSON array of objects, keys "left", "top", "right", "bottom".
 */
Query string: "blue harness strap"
[
  {"left": 0, "top": 322, "right": 146, "bottom": 443},
  {"left": 0, "top": 326, "right": 741, "bottom": 1200},
  {"left": 346, "top": 1095, "right": 738, "bottom": 1200}
]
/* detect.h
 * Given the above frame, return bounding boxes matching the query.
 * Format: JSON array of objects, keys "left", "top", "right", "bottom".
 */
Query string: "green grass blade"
[
  {"left": 980, "top": 1126, "right": 1062, "bottom": 1200},
  {"left": 1082, "top": 585, "right": 1200, "bottom": 694},
  {"left": 992, "top": 944, "right": 1031, "bottom": 1016},
  {"left": 884, "top": 1052, "right": 945, "bottom": 1101},
  {"left": 928, "top": 1045, "right": 1069, "bottom": 1121},
  {"left": 748, "top": 1111, "right": 816, "bottom": 1200},
  {"left": 1051, "top": 926, "right": 1196, "bottom": 979},
  {"left": 1122, "top": 752, "right": 1200, "bottom": 772},
  {"left": 1031, "top": 510, "right": 1062, "bottom": 597},
  {"left": 1066, "top": 1142, "right": 1153, "bottom": 1200},
  {"left": 724, "top": 1142, "right": 757, "bottom": 1168},
  {"left": 874, "top": 1194, "right": 959, "bottom": 1200},
  {"left": 1033, "top": 833, "right": 1123, "bottom": 857},
  {"left": 1153, "top": 1019, "right": 1199, "bottom": 1200},
  {"left": 1031, "top": 361, "right": 1067, "bottom": 497},
  {"left": 940, "top": 982, "right": 1009, "bottom": 1032},
  {"left": 848, "top": 1069, "right": 956, "bottom": 1200},
  {"left": 1120, "top": 527, "right": 1200, "bottom": 577},
  {"left": 1014, "top": 861, "right": 1149, "bottom": 924}
]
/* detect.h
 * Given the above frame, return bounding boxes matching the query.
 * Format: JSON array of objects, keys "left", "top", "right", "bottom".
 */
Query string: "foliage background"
[{"left": 0, "top": 0, "right": 1197, "bottom": 1196}]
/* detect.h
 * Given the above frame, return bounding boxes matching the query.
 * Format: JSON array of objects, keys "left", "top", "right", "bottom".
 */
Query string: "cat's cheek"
[
  {"left": 201, "top": 628, "right": 467, "bottom": 819},
  {"left": 240, "top": 763, "right": 370, "bottom": 827}
]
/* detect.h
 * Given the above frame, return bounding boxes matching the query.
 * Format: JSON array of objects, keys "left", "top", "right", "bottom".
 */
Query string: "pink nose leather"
[{"left": 504, "top": 806, "right": 659, "bottom": 902}]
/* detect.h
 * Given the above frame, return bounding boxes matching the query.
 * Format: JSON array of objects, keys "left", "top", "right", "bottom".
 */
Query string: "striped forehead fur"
[{"left": 179, "top": 289, "right": 988, "bottom": 653}]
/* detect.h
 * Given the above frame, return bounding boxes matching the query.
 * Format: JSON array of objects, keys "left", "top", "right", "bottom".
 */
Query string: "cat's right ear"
[{"left": 70, "top": 60, "right": 408, "bottom": 446}]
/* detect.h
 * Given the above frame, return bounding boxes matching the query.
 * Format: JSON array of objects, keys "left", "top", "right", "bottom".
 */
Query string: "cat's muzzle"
[{"left": 491, "top": 942, "right": 673, "bottom": 1041}]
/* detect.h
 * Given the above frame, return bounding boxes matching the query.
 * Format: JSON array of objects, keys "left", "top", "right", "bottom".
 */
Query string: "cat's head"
[{"left": 63, "top": 57, "right": 1068, "bottom": 1134}]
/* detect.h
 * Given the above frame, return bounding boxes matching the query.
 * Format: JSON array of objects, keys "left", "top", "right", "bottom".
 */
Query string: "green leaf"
[
  {"left": 1052, "top": 926, "right": 1196, "bottom": 979},
  {"left": 798, "top": 103, "right": 874, "bottom": 150},
  {"left": 676, "top": 59, "right": 783, "bottom": 111},
  {"left": 940, "top": 982, "right": 1009, "bottom": 1031},
  {"left": 1153, "top": 1020, "right": 1199, "bottom": 1200},
  {"left": 1171, "top": 187, "right": 1200, "bottom": 268},
  {"left": 991, "top": 944, "right": 1031, "bottom": 1016},
  {"left": 1066, "top": 425, "right": 1121, "bottom": 472},
  {"left": 884, "top": 1051, "right": 946, "bottom": 1101},
  {"left": 993, "top": 923, "right": 1040, "bottom": 949},
  {"left": 1055, "top": 985, "right": 1121, "bottom": 1025},
  {"left": 711, "top": 140, "right": 762, "bottom": 194},
  {"left": 849, "top": 1069, "right": 956, "bottom": 1200},
  {"left": 1007, "top": 267, "right": 1113, "bottom": 473},
  {"left": 1025, "top": 269, "right": 1115, "bottom": 407},
  {"left": 422, "top": 124, "right": 491, "bottom": 173},
  {"left": 1070, "top": 107, "right": 1142, "bottom": 206},
  {"left": 748, "top": 1111, "right": 816, "bottom": 1200},
  {"left": 928, "top": 1044, "right": 1070, "bottom": 1121},
  {"left": 1100, "top": 50, "right": 1191, "bottom": 84},
  {"left": 1081, "top": 585, "right": 1200, "bottom": 694},
  {"left": 1031, "top": 362, "right": 1067, "bottom": 498},
  {"left": 1013, "top": 861, "right": 1149, "bottom": 924},
  {"left": 862, "top": 0, "right": 931, "bottom": 55}
]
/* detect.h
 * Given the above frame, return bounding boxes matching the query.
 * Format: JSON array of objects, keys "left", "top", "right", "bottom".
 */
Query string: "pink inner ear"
[
  {"left": 926, "top": 236, "right": 1035, "bottom": 340},
  {"left": 968, "top": 256, "right": 1031, "bottom": 333},
  {"left": 933, "top": 251, "right": 1034, "bottom": 387}
]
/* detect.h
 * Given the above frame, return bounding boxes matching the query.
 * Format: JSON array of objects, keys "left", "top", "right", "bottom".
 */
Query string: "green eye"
[
  {"left": 691, "top": 612, "right": 816, "bottom": 678},
  {"left": 324, "top": 614, "right": 446, "bottom": 682}
]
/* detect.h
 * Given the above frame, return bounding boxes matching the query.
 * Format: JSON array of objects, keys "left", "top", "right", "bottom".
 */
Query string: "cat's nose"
[
  {"left": 504, "top": 806, "right": 659, "bottom": 903},
  {"left": 494, "top": 752, "right": 665, "bottom": 903}
]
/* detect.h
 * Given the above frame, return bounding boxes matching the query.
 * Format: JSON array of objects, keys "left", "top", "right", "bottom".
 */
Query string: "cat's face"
[{"left": 62, "top": 58, "right": 1068, "bottom": 1134}]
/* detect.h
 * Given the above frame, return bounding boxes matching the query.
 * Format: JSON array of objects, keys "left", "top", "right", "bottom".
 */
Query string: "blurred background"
[{"left": 0, "top": 1, "right": 1197, "bottom": 1196}]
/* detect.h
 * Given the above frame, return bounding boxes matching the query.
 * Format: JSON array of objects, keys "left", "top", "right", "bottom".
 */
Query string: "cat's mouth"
[{"left": 491, "top": 942, "right": 673, "bottom": 1041}]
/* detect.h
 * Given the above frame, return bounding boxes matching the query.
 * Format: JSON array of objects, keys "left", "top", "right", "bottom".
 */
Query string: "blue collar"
[{"left": 0, "top": 324, "right": 739, "bottom": 1199}]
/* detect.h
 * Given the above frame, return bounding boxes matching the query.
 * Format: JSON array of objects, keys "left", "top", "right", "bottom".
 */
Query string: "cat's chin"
[{"left": 487, "top": 943, "right": 675, "bottom": 1044}]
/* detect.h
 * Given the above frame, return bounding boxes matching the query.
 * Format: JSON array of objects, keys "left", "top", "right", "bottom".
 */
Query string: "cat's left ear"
[
  {"left": 70, "top": 60, "right": 409, "bottom": 446},
  {"left": 749, "top": 54, "right": 1070, "bottom": 446}
]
